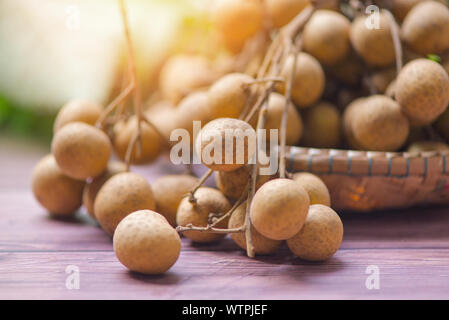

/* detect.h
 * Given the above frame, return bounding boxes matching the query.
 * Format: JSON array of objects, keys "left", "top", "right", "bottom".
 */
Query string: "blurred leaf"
[
  {"left": 427, "top": 54, "right": 442, "bottom": 64},
  {"left": 0, "top": 96, "right": 55, "bottom": 144}
]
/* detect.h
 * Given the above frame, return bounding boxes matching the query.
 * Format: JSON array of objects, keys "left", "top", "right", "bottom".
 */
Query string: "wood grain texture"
[{"left": 1, "top": 136, "right": 449, "bottom": 299}]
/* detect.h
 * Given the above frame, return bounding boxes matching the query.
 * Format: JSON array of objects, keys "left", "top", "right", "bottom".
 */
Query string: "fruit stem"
[
  {"left": 244, "top": 77, "right": 285, "bottom": 86},
  {"left": 208, "top": 183, "right": 249, "bottom": 227},
  {"left": 279, "top": 39, "right": 298, "bottom": 179},
  {"left": 188, "top": 168, "right": 213, "bottom": 203},
  {"left": 244, "top": 104, "right": 268, "bottom": 258},
  {"left": 176, "top": 224, "right": 245, "bottom": 234},
  {"left": 96, "top": 80, "right": 135, "bottom": 129},
  {"left": 383, "top": 9, "right": 403, "bottom": 75}
]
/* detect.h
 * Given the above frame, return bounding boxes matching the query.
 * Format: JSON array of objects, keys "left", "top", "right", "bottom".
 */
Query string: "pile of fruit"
[{"left": 31, "top": 0, "right": 449, "bottom": 275}]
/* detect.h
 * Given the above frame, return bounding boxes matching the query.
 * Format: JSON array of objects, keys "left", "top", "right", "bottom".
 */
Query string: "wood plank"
[
  {"left": 1, "top": 249, "right": 449, "bottom": 299},
  {"left": 2, "top": 137, "right": 449, "bottom": 299}
]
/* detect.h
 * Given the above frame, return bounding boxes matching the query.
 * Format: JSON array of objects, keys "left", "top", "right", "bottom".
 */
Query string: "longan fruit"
[
  {"left": 195, "top": 118, "right": 256, "bottom": 172},
  {"left": 395, "top": 59, "right": 449, "bottom": 126},
  {"left": 443, "top": 52, "right": 449, "bottom": 75},
  {"left": 94, "top": 172, "right": 156, "bottom": 235},
  {"left": 407, "top": 141, "right": 449, "bottom": 153},
  {"left": 211, "top": 0, "right": 264, "bottom": 52},
  {"left": 301, "top": 101, "right": 342, "bottom": 148},
  {"left": 208, "top": 73, "right": 254, "bottom": 119},
  {"left": 401, "top": 1, "right": 449, "bottom": 55},
  {"left": 52, "top": 122, "right": 111, "bottom": 180},
  {"left": 303, "top": 10, "right": 351, "bottom": 66},
  {"left": 31, "top": 155, "right": 85, "bottom": 216},
  {"left": 159, "top": 55, "right": 218, "bottom": 104},
  {"left": 113, "top": 210, "right": 181, "bottom": 275},
  {"left": 278, "top": 53, "right": 325, "bottom": 108},
  {"left": 228, "top": 202, "right": 282, "bottom": 255},
  {"left": 350, "top": 12, "right": 395, "bottom": 67},
  {"left": 176, "top": 187, "right": 231, "bottom": 243},
  {"left": 250, "top": 178, "right": 310, "bottom": 241},
  {"left": 434, "top": 108, "right": 449, "bottom": 142},
  {"left": 293, "top": 172, "right": 331, "bottom": 206},
  {"left": 371, "top": 67, "right": 396, "bottom": 94},
  {"left": 113, "top": 116, "right": 162, "bottom": 165},
  {"left": 148, "top": 107, "right": 178, "bottom": 148},
  {"left": 152, "top": 174, "right": 199, "bottom": 226},
  {"left": 53, "top": 100, "right": 103, "bottom": 133},
  {"left": 287, "top": 204, "right": 343, "bottom": 261},
  {"left": 145, "top": 100, "right": 175, "bottom": 116},
  {"left": 391, "top": 0, "right": 423, "bottom": 23},
  {"left": 176, "top": 91, "right": 213, "bottom": 146},
  {"left": 264, "top": 93, "right": 303, "bottom": 146},
  {"left": 215, "top": 163, "right": 272, "bottom": 200},
  {"left": 342, "top": 98, "right": 366, "bottom": 150},
  {"left": 351, "top": 95, "right": 409, "bottom": 151},
  {"left": 265, "top": 0, "right": 310, "bottom": 28},
  {"left": 326, "top": 52, "right": 364, "bottom": 86},
  {"left": 82, "top": 161, "right": 127, "bottom": 219}
]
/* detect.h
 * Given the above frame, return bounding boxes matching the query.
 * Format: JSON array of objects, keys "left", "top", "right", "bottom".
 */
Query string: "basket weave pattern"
[{"left": 287, "top": 146, "right": 449, "bottom": 211}]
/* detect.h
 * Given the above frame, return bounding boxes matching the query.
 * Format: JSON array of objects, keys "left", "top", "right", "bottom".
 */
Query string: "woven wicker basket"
[{"left": 286, "top": 146, "right": 449, "bottom": 212}]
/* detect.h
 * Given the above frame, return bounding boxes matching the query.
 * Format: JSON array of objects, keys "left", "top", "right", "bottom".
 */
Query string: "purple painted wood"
[{"left": 1, "top": 136, "right": 449, "bottom": 299}]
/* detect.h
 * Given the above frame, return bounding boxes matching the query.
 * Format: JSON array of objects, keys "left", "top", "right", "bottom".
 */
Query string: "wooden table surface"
[{"left": 1, "top": 136, "right": 449, "bottom": 300}]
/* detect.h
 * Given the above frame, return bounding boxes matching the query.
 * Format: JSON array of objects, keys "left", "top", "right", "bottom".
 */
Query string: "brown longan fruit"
[
  {"left": 301, "top": 101, "right": 342, "bottom": 148},
  {"left": 401, "top": 1, "right": 449, "bottom": 55},
  {"left": 265, "top": 0, "right": 310, "bottom": 28},
  {"left": 443, "top": 52, "right": 449, "bottom": 75},
  {"left": 371, "top": 68, "right": 396, "bottom": 94},
  {"left": 53, "top": 100, "right": 103, "bottom": 133},
  {"left": 152, "top": 174, "right": 199, "bottom": 226},
  {"left": 293, "top": 172, "right": 331, "bottom": 206},
  {"left": 82, "top": 161, "right": 127, "bottom": 219},
  {"left": 342, "top": 98, "right": 366, "bottom": 149},
  {"left": 351, "top": 95, "right": 409, "bottom": 151},
  {"left": 278, "top": 53, "right": 325, "bottom": 108},
  {"left": 350, "top": 12, "right": 395, "bottom": 67},
  {"left": 211, "top": 0, "right": 264, "bottom": 52},
  {"left": 395, "top": 59, "right": 449, "bottom": 126},
  {"left": 176, "top": 187, "right": 231, "bottom": 243},
  {"left": 264, "top": 93, "right": 303, "bottom": 146},
  {"left": 148, "top": 107, "right": 178, "bottom": 149},
  {"left": 228, "top": 202, "right": 282, "bottom": 255},
  {"left": 407, "top": 141, "right": 449, "bottom": 153},
  {"left": 52, "top": 122, "right": 111, "bottom": 180},
  {"left": 434, "top": 108, "right": 449, "bottom": 142},
  {"left": 250, "top": 178, "right": 310, "bottom": 241},
  {"left": 287, "top": 204, "right": 343, "bottom": 261},
  {"left": 94, "top": 172, "right": 156, "bottom": 235},
  {"left": 113, "top": 210, "right": 181, "bottom": 275},
  {"left": 195, "top": 118, "right": 256, "bottom": 172},
  {"left": 176, "top": 91, "right": 213, "bottom": 146},
  {"left": 326, "top": 52, "right": 364, "bottom": 86},
  {"left": 303, "top": 10, "right": 351, "bottom": 66},
  {"left": 113, "top": 116, "right": 162, "bottom": 165},
  {"left": 215, "top": 163, "right": 272, "bottom": 200},
  {"left": 159, "top": 55, "right": 219, "bottom": 104},
  {"left": 31, "top": 154, "right": 85, "bottom": 216},
  {"left": 391, "top": 0, "right": 423, "bottom": 23},
  {"left": 208, "top": 73, "right": 254, "bottom": 119}
]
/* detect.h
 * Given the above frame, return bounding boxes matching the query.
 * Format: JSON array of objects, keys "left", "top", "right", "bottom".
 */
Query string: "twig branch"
[
  {"left": 383, "top": 9, "right": 403, "bottom": 75},
  {"left": 188, "top": 168, "right": 213, "bottom": 203},
  {"left": 209, "top": 183, "right": 249, "bottom": 227},
  {"left": 176, "top": 224, "right": 245, "bottom": 234}
]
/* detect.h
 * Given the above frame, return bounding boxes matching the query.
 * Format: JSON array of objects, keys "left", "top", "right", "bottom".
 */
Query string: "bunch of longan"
[
  {"left": 31, "top": 0, "right": 449, "bottom": 276},
  {"left": 31, "top": 98, "right": 192, "bottom": 274}
]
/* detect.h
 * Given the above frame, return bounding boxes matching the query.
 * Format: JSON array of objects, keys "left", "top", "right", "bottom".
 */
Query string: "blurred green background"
[{"left": 0, "top": 0, "right": 210, "bottom": 144}]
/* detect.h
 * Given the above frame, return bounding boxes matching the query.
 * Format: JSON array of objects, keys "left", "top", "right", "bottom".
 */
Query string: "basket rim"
[{"left": 286, "top": 146, "right": 449, "bottom": 178}]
